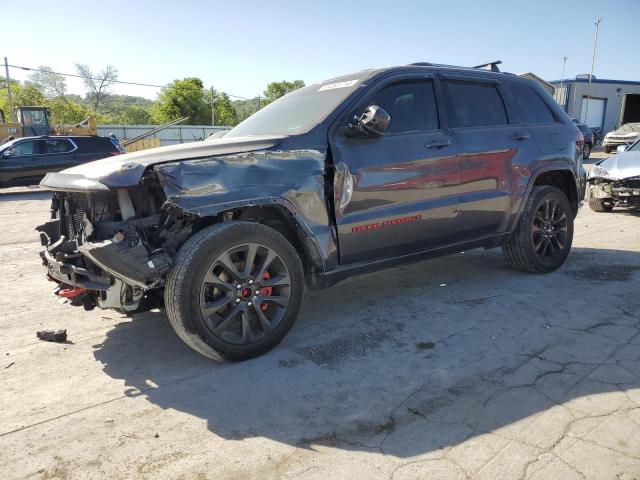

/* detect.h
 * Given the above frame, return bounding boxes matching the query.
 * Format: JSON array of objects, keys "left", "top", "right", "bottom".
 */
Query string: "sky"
[{"left": 3, "top": 0, "right": 639, "bottom": 101}]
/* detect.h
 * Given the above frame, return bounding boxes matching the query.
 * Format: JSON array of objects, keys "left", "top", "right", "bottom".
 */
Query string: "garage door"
[{"left": 580, "top": 97, "right": 605, "bottom": 129}]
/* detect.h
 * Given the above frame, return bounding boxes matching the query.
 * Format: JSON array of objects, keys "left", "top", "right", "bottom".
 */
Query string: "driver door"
[
  {"left": 0, "top": 139, "right": 46, "bottom": 186},
  {"left": 330, "top": 76, "right": 460, "bottom": 264}
]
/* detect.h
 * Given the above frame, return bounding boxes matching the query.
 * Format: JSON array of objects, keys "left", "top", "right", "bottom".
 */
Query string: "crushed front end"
[
  {"left": 37, "top": 173, "right": 187, "bottom": 312},
  {"left": 588, "top": 176, "right": 640, "bottom": 208}
]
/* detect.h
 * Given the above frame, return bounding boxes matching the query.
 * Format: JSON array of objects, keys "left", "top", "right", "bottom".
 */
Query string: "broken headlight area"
[
  {"left": 36, "top": 178, "right": 190, "bottom": 312},
  {"left": 588, "top": 176, "right": 640, "bottom": 207}
]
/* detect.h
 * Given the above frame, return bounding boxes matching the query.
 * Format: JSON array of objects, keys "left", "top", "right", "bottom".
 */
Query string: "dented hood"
[
  {"left": 591, "top": 150, "right": 640, "bottom": 180},
  {"left": 40, "top": 135, "right": 285, "bottom": 190}
]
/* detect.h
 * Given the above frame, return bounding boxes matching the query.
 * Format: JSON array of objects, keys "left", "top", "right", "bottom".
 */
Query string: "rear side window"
[
  {"left": 43, "top": 139, "right": 75, "bottom": 154},
  {"left": 509, "top": 84, "right": 556, "bottom": 124},
  {"left": 78, "top": 137, "right": 119, "bottom": 153},
  {"left": 444, "top": 80, "right": 508, "bottom": 128},
  {"left": 370, "top": 80, "right": 439, "bottom": 134}
]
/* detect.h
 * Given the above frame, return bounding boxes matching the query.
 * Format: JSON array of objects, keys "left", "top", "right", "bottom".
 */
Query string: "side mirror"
[
  {"left": 343, "top": 104, "right": 391, "bottom": 137},
  {"left": 358, "top": 104, "right": 391, "bottom": 136},
  {"left": 2, "top": 149, "right": 14, "bottom": 158},
  {"left": 617, "top": 145, "right": 627, "bottom": 153}
]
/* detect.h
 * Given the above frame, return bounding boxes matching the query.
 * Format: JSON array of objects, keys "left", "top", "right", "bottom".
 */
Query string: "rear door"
[
  {"left": 506, "top": 81, "right": 569, "bottom": 159},
  {"left": 330, "top": 74, "right": 460, "bottom": 264},
  {"left": 40, "top": 138, "right": 78, "bottom": 170},
  {"left": 73, "top": 137, "right": 119, "bottom": 164},
  {"left": 440, "top": 77, "right": 528, "bottom": 240}
]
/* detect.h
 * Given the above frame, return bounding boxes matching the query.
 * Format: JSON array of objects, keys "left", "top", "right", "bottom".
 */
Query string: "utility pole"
[
  {"left": 210, "top": 86, "right": 215, "bottom": 126},
  {"left": 4, "top": 57, "right": 14, "bottom": 122},
  {"left": 560, "top": 56, "right": 567, "bottom": 109},
  {"left": 584, "top": 17, "right": 601, "bottom": 125}
]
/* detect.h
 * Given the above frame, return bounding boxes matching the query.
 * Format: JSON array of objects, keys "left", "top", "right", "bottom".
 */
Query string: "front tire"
[
  {"left": 503, "top": 186, "right": 574, "bottom": 273},
  {"left": 165, "top": 222, "right": 305, "bottom": 361},
  {"left": 583, "top": 143, "right": 591, "bottom": 159}
]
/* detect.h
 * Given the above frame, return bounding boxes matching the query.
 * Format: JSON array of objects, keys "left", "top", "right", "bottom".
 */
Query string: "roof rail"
[
  {"left": 472, "top": 61, "right": 502, "bottom": 72},
  {"left": 409, "top": 62, "right": 433, "bottom": 67}
]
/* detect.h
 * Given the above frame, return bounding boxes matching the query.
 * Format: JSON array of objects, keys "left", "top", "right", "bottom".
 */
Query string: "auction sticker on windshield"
[{"left": 318, "top": 80, "right": 358, "bottom": 91}]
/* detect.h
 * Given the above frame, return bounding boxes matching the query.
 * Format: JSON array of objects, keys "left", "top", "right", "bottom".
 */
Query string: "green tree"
[
  {"left": 0, "top": 81, "right": 46, "bottom": 113},
  {"left": 262, "top": 80, "right": 305, "bottom": 105},
  {"left": 117, "top": 105, "right": 153, "bottom": 124},
  {"left": 48, "top": 97, "right": 90, "bottom": 125},
  {"left": 152, "top": 77, "right": 210, "bottom": 125},
  {"left": 205, "top": 90, "right": 238, "bottom": 126}
]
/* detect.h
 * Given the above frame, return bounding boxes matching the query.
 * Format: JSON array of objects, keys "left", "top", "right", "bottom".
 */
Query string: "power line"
[{"left": 7, "top": 63, "right": 252, "bottom": 100}]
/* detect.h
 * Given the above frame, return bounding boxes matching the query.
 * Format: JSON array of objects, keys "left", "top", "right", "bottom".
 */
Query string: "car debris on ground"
[{"left": 36, "top": 329, "right": 67, "bottom": 343}]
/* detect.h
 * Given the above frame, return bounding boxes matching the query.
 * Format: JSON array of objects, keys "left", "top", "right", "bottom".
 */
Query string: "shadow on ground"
[{"left": 93, "top": 247, "right": 640, "bottom": 458}]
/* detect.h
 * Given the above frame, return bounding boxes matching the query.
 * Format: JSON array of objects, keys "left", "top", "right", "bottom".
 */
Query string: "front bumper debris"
[
  {"left": 588, "top": 178, "right": 640, "bottom": 207},
  {"left": 37, "top": 216, "right": 171, "bottom": 311}
]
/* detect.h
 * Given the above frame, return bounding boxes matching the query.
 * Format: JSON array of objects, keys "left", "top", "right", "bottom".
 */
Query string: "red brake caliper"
[{"left": 259, "top": 271, "right": 272, "bottom": 311}]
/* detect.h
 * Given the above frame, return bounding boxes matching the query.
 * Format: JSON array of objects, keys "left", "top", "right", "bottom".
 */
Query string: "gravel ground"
[{"left": 1, "top": 152, "right": 639, "bottom": 479}]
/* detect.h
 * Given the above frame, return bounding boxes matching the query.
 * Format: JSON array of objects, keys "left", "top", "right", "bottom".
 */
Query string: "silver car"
[
  {"left": 603, "top": 123, "right": 640, "bottom": 154},
  {"left": 588, "top": 141, "right": 640, "bottom": 211}
]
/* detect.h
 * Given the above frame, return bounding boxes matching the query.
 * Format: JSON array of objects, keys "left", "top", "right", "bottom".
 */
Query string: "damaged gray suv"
[{"left": 38, "top": 63, "right": 586, "bottom": 360}]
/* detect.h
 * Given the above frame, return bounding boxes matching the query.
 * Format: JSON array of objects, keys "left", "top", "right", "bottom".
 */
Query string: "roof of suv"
[{"left": 327, "top": 62, "right": 520, "bottom": 90}]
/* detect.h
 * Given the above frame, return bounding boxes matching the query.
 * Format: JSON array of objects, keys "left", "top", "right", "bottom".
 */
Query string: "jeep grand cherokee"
[{"left": 37, "top": 62, "right": 586, "bottom": 360}]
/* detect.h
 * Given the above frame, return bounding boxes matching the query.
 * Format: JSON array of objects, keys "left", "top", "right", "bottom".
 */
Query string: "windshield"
[{"left": 225, "top": 76, "right": 366, "bottom": 138}]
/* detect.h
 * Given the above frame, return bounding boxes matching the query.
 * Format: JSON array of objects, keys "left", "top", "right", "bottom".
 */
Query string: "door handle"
[
  {"left": 426, "top": 139, "right": 451, "bottom": 149},
  {"left": 509, "top": 133, "right": 530, "bottom": 141}
]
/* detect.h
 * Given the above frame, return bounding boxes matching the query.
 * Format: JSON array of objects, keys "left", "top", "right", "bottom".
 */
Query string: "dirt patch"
[
  {"left": 296, "top": 332, "right": 386, "bottom": 367},
  {"left": 278, "top": 359, "right": 300, "bottom": 368},
  {"left": 565, "top": 264, "right": 640, "bottom": 282},
  {"left": 416, "top": 342, "right": 436, "bottom": 350}
]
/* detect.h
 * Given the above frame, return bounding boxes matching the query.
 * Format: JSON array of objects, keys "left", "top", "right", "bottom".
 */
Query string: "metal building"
[
  {"left": 551, "top": 76, "right": 640, "bottom": 135},
  {"left": 96, "top": 124, "right": 231, "bottom": 147}
]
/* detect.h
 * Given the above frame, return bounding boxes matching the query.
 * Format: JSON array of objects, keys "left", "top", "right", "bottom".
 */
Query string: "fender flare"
[
  {"left": 510, "top": 163, "right": 581, "bottom": 229},
  {"left": 165, "top": 196, "right": 328, "bottom": 271}
]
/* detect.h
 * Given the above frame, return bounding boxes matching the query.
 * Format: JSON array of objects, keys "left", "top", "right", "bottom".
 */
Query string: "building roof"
[
  {"left": 518, "top": 73, "right": 555, "bottom": 95},
  {"left": 550, "top": 77, "right": 640, "bottom": 86}
]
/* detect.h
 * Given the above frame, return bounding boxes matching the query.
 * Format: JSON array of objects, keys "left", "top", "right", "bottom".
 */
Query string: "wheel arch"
[
  {"left": 168, "top": 197, "right": 327, "bottom": 276},
  {"left": 508, "top": 165, "right": 581, "bottom": 234},
  {"left": 531, "top": 168, "right": 579, "bottom": 214}
]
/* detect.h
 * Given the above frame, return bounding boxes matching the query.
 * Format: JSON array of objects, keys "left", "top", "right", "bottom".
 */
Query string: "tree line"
[{"left": 0, "top": 64, "right": 305, "bottom": 127}]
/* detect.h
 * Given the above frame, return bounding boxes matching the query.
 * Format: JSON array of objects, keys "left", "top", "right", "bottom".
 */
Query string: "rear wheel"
[
  {"left": 503, "top": 186, "right": 574, "bottom": 273},
  {"left": 165, "top": 222, "right": 304, "bottom": 361},
  {"left": 583, "top": 143, "right": 591, "bottom": 159}
]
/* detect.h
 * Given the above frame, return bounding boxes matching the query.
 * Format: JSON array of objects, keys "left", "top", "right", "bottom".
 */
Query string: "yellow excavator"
[{"left": 0, "top": 106, "right": 96, "bottom": 144}]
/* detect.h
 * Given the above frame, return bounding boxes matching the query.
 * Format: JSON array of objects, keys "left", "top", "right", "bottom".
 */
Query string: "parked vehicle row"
[
  {"left": 572, "top": 119, "right": 594, "bottom": 159},
  {"left": 0, "top": 135, "right": 123, "bottom": 188},
  {"left": 37, "top": 62, "right": 585, "bottom": 361}
]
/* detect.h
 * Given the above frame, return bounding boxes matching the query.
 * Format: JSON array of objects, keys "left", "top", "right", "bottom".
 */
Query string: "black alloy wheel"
[
  {"left": 531, "top": 198, "right": 569, "bottom": 263},
  {"left": 502, "top": 186, "right": 574, "bottom": 273},
  {"left": 198, "top": 243, "right": 291, "bottom": 345},
  {"left": 165, "top": 222, "right": 304, "bottom": 361}
]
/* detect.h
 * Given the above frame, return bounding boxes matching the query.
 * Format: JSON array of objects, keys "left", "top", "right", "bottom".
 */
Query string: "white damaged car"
[
  {"left": 603, "top": 123, "right": 640, "bottom": 154},
  {"left": 588, "top": 141, "right": 640, "bottom": 212}
]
